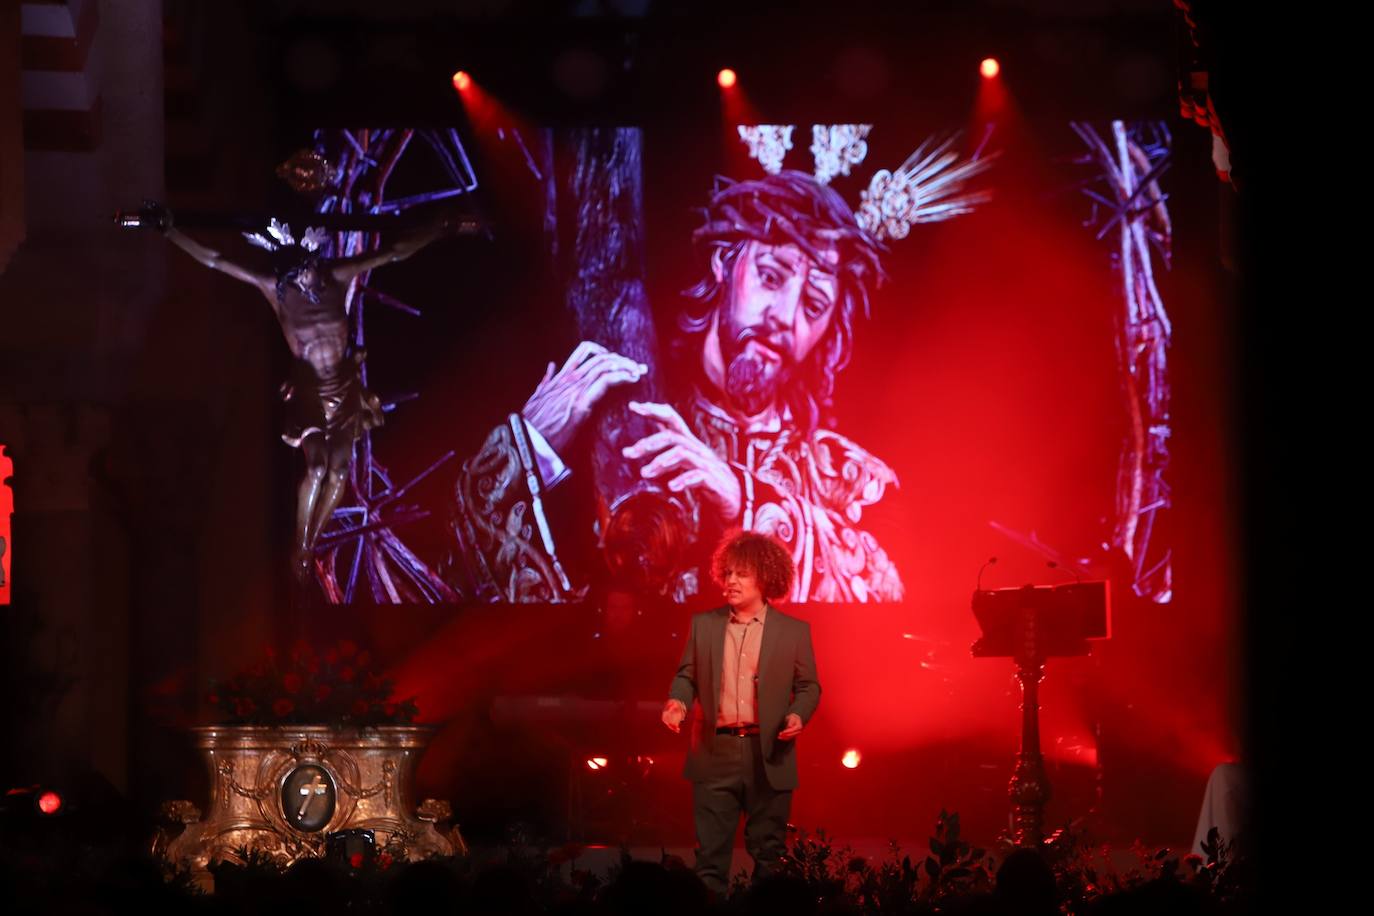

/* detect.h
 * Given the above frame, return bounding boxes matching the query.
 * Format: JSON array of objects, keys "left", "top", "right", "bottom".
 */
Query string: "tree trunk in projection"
[{"left": 555, "top": 127, "right": 688, "bottom": 594}]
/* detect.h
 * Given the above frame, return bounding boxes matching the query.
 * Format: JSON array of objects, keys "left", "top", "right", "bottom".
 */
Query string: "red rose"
[
  {"left": 378, "top": 852, "right": 393, "bottom": 870},
  {"left": 306, "top": 656, "right": 320, "bottom": 674},
  {"left": 339, "top": 666, "right": 356, "bottom": 683},
  {"left": 339, "top": 640, "right": 357, "bottom": 659},
  {"left": 352, "top": 699, "right": 369, "bottom": 716},
  {"left": 272, "top": 698, "right": 294, "bottom": 717},
  {"left": 355, "top": 651, "right": 371, "bottom": 668},
  {"left": 324, "top": 649, "right": 339, "bottom": 665},
  {"left": 263, "top": 645, "right": 277, "bottom": 661},
  {"left": 315, "top": 684, "right": 333, "bottom": 702},
  {"left": 349, "top": 852, "right": 364, "bottom": 869},
  {"left": 281, "top": 673, "right": 303, "bottom": 694}
]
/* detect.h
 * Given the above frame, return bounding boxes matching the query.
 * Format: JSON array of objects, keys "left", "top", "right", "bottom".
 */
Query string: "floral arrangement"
[{"left": 205, "top": 639, "right": 419, "bottom": 726}]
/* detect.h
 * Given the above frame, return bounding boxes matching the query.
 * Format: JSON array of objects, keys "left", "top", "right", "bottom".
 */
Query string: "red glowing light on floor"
[
  {"left": 841, "top": 749, "right": 861, "bottom": 769},
  {"left": 452, "top": 70, "right": 472, "bottom": 92},
  {"left": 586, "top": 757, "right": 609, "bottom": 770},
  {"left": 36, "top": 791, "right": 62, "bottom": 815},
  {"left": 717, "top": 68, "right": 737, "bottom": 89},
  {"left": 980, "top": 58, "right": 1000, "bottom": 79}
]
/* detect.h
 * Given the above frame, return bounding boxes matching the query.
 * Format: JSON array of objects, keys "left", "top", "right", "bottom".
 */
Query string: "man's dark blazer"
[{"left": 668, "top": 604, "right": 821, "bottom": 791}]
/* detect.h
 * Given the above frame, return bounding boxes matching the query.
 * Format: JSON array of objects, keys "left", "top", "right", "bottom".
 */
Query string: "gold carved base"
[{"left": 154, "top": 726, "right": 465, "bottom": 889}]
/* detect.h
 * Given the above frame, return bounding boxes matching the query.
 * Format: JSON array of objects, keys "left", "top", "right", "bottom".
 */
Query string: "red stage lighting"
[
  {"left": 452, "top": 70, "right": 472, "bottom": 92},
  {"left": 717, "top": 68, "right": 737, "bottom": 89},
  {"left": 586, "top": 756, "right": 609, "bottom": 771},
  {"left": 980, "top": 58, "right": 1000, "bottom": 79},
  {"left": 36, "top": 790, "right": 62, "bottom": 815},
  {"left": 841, "top": 749, "right": 861, "bottom": 769}
]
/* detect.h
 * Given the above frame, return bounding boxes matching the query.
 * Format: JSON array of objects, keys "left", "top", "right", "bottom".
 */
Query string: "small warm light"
[
  {"left": 841, "top": 749, "right": 861, "bottom": 769},
  {"left": 586, "top": 757, "right": 609, "bottom": 771},
  {"left": 980, "top": 58, "right": 1000, "bottom": 79},
  {"left": 36, "top": 791, "right": 62, "bottom": 815},
  {"left": 717, "top": 68, "right": 737, "bottom": 89},
  {"left": 452, "top": 70, "right": 473, "bottom": 92}
]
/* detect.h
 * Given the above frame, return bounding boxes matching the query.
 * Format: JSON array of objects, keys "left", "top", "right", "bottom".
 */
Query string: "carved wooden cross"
[{"left": 297, "top": 773, "right": 327, "bottom": 818}]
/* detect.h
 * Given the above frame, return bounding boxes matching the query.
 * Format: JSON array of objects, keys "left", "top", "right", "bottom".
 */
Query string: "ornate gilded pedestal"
[{"left": 155, "top": 725, "right": 464, "bottom": 887}]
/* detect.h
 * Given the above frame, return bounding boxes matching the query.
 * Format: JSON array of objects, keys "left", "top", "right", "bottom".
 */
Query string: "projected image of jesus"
[
  {"left": 450, "top": 170, "right": 903, "bottom": 603},
  {"left": 630, "top": 170, "right": 904, "bottom": 602}
]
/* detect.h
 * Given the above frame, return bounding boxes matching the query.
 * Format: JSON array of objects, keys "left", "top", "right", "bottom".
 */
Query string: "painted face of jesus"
[{"left": 708, "top": 239, "right": 840, "bottom": 418}]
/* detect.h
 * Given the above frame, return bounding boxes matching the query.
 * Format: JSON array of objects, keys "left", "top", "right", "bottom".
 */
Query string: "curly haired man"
[{"left": 662, "top": 530, "right": 821, "bottom": 895}]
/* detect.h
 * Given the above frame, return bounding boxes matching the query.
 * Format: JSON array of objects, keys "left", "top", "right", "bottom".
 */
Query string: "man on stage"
[{"left": 662, "top": 530, "right": 821, "bottom": 895}]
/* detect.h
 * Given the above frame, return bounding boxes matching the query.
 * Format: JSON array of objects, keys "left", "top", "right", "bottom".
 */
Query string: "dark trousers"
[{"left": 691, "top": 733, "right": 792, "bottom": 896}]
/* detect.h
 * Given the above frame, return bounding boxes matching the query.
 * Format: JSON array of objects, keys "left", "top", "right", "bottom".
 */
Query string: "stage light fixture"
[
  {"left": 841, "top": 749, "right": 861, "bottom": 769},
  {"left": 586, "top": 757, "right": 609, "bottom": 771},
  {"left": 717, "top": 68, "right": 737, "bottom": 89},
  {"left": 452, "top": 70, "right": 472, "bottom": 92},
  {"left": 36, "top": 790, "right": 62, "bottom": 815},
  {"left": 980, "top": 58, "right": 1000, "bottom": 79}
]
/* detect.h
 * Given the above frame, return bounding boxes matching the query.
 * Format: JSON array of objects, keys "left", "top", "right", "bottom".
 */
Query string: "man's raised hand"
[{"left": 662, "top": 698, "right": 687, "bottom": 733}]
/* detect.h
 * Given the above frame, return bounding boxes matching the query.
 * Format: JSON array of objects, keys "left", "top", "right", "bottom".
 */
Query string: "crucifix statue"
[{"left": 127, "top": 202, "right": 460, "bottom": 580}]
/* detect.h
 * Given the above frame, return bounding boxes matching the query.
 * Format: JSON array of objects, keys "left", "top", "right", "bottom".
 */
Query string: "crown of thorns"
[{"left": 692, "top": 170, "right": 888, "bottom": 315}]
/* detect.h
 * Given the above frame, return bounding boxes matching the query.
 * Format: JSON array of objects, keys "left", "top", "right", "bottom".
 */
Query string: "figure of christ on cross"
[{"left": 139, "top": 203, "right": 459, "bottom": 580}]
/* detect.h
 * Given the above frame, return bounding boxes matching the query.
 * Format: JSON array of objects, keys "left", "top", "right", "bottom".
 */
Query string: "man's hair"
[
  {"left": 711, "top": 530, "right": 795, "bottom": 602},
  {"left": 676, "top": 170, "right": 887, "bottom": 432}
]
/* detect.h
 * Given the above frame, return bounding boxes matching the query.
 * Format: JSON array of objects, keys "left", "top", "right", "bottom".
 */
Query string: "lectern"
[{"left": 971, "top": 582, "right": 1110, "bottom": 846}]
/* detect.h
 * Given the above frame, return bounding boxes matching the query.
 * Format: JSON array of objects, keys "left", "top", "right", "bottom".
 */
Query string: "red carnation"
[
  {"left": 339, "top": 666, "right": 356, "bottom": 683},
  {"left": 349, "top": 852, "right": 364, "bottom": 869},
  {"left": 339, "top": 640, "right": 357, "bottom": 659},
  {"left": 272, "top": 698, "right": 294, "bottom": 717},
  {"left": 282, "top": 673, "right": 303, "bottom": 694},
  {"left": 324, "top": 648, "right": 339, "bottom": 665}
]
